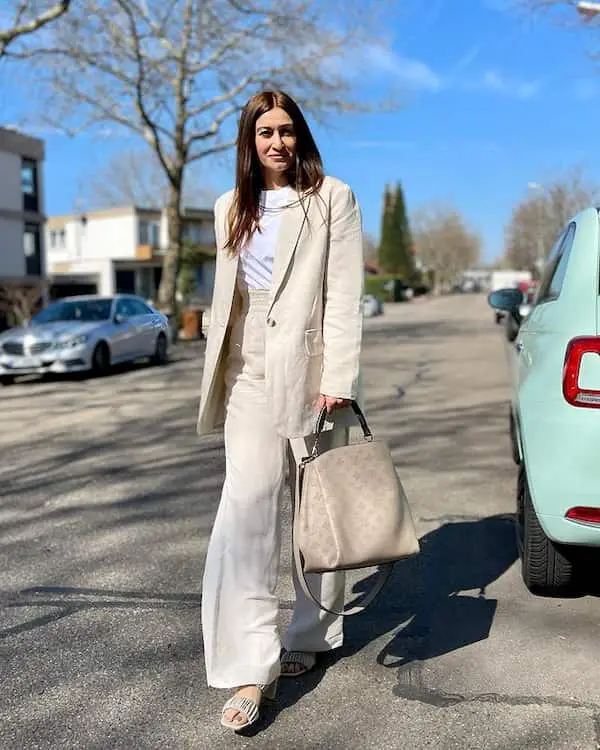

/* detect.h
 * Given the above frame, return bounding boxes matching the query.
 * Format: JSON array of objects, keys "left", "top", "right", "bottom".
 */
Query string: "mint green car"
[{"left": 488, "top": 206, "right": 600, "bottom": 596}]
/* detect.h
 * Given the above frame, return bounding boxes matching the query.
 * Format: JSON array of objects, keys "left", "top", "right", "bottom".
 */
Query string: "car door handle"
[{"left": 515, "top": 341, "right": 524, "bottom": 353}]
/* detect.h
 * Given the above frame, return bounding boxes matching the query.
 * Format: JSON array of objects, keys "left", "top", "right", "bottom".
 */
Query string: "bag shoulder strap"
[{"left": 292, "top": 461, "right": 393, "bottom": 617}]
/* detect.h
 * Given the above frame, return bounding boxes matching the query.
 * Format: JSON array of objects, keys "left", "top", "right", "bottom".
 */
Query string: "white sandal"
[
  {"left": 220, "top": 681, "right": 277, "bottom": 731},
  {"left": 280, "top": 650, "right": 316, "bottom": 677}
]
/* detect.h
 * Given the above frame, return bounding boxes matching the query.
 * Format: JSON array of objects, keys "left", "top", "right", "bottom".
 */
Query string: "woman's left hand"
[{"left": 316, "top": 394, "right": 352, "bottom": 414}]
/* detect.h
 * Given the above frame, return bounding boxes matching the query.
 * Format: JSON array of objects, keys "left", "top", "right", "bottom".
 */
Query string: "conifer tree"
[{"left": 378, "top": 182, "right": 414, "bottom": 276}]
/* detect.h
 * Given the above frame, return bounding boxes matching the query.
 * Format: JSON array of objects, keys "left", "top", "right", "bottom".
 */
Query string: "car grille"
[
  {"left": 2, "top": 341, "right": 53, "bottom": 356},
  {"left": 29, "top": 342, "right": 53, "bottom": 355},
  {"left": 3, "top": 341, "right": 24, "bottom": 356}
]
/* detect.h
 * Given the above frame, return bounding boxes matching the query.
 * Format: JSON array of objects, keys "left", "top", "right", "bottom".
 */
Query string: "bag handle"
[
  {"left": 292, "top": 422, "right": 393, "bottom": 617},
  {"left": 310, "top": 400, "right": 373, "bottom": 460}
]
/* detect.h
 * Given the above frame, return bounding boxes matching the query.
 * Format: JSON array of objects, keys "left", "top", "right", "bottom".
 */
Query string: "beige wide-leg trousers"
[{"left": 201, "top": 287, "right": 346, "bottom": 689}]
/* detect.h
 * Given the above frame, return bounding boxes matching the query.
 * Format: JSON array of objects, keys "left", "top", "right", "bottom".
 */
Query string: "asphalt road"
[{"left": 2, "top": 294, "right": 600, "bottom": 750}]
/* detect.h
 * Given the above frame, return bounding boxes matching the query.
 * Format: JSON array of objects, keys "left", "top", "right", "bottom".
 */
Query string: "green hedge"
[
  {"left": 364, "top": 274, "right": 399, "bottom": 302},
  {"left": 364, "top": 273, "right": 431, "bottom": 301}
]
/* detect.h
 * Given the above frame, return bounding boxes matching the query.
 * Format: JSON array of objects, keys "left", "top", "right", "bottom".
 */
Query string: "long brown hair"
[{"left": 225, "top": 90, "right": 324, "bottom": 254}]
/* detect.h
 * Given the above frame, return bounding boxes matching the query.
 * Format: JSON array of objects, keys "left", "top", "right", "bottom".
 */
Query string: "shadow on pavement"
[
  {"left": 368, "top": 514, "right": 518, "bottom": 668},
  {"left": 0, "top": 586, "right": 202, "bottom": 641},
  {"left": 248, "top": 514, "right": 518, "bottom": 732}
]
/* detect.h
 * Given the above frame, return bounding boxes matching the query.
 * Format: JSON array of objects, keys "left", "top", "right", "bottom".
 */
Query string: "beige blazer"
[{"left": 196, "top": 175, "right": 364, "bottom": 438}]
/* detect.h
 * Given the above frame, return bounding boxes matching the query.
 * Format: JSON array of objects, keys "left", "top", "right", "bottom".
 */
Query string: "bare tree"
[
  {"left": 0, "top": 280, "right": 46, "bottom": 326},
  {"left": 79, "top": 148, "right": 217, "bottom": 210},
  {"left": 503, "top": 169, "right": 599, "bottom": 272},
  {"left": 363, "top": 233, "right": 378, "bottom": 262},
  {"left": 0, "top": 1, "right": 70, "bottom": 56},
  {"left": 6, "top": 0, "right": 388, "bottom": 315},
  {"left": 412, "top": 203, "right": 481, "bottom": 293}
]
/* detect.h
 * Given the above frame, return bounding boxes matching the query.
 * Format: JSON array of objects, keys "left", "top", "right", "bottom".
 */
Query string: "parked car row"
[
  {"left": 488, "top": 206, "right": 600, "bottom": 597},
  {"left": 503, "top": 284, "right": 538, "bottom": 343},
  {"left": 0, "top": 294, "right": 171, "bottom": 385},
  {"left": 1, "top": 286, "right": 386, "bottom": 387}
]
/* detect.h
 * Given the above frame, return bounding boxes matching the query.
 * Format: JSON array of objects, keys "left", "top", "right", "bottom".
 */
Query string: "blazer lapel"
[
  {"left": 269, "top": 192, "right": 311, "bottom": 309},
  {"left": 214, "top": 251, "right": 238, "bottom": 329},
  {"left": 213, "top": 193, "right": 239, "bottom": 325}
]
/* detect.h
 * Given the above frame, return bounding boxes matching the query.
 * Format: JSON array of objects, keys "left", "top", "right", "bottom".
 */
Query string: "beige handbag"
[{"left": 293, "top": 401, "right": 420, "bottom": 616}]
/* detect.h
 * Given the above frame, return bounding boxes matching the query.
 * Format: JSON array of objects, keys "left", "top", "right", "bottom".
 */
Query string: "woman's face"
[{"left": 254, "top": 107, "right": 297, "bottom": 182}]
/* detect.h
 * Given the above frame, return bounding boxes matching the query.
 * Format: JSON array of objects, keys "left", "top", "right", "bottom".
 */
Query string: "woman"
[{"left": 197, "top": 90, "right": 364, "bottom": 731}]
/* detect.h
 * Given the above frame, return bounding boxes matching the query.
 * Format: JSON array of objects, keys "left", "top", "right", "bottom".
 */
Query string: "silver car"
[{"left": 0, "top": 294, "right": 171, "bottom": 385}]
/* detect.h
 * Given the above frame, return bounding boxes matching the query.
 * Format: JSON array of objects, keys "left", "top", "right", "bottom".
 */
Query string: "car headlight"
[{"left": 61, "top": 334, "right": 89, "bottom": 348}]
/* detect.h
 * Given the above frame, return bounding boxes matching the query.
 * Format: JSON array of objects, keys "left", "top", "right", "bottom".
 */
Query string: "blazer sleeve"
[{"left": 320, "top": 182, "right": 364, "bottom": 399}]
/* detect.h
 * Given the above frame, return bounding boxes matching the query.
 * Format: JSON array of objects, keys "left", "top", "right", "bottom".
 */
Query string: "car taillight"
[
  {"left": 566, "top": 506, "right": 600, "bottom": 524},
  {"left": 563, "top": 337, "right": 600, "bottom": 408}
]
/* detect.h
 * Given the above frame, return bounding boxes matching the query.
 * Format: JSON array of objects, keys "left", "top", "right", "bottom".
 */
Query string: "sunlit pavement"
[{"left": 1, "top": 294, "right": 599, "bottom": 750}]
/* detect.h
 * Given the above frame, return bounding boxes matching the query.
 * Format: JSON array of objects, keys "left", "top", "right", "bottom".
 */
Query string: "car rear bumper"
[
  {"left": 521, "top": 406, "right": 600, "bottom": 547},
  {"left": 538, "top": 512, "right": 600, "bottom": 547}
]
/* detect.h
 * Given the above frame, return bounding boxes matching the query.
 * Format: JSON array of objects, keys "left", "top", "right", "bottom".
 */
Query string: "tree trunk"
[{"left": 157, "top": 181, "right": 183, "bottom": 330}]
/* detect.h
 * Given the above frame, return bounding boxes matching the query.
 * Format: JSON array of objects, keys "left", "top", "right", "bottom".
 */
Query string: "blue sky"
[{"left": 4, "top": 0, "right": 600, "bottom": 262}]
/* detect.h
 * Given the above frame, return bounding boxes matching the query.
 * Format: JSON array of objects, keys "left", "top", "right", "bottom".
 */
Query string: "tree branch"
[
  {"left": 0, "top": 0, "right": 70, "bottom": 55},
  {"left": 188, "top": 137, "right": 238, "bottom": 162},
  {"left": 117, "top": 0, "right": 172, "bottom": 176}
]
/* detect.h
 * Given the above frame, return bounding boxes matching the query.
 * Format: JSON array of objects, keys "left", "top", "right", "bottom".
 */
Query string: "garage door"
[{"left": 50, "top": 281, "right": 98, "bottom": 300}]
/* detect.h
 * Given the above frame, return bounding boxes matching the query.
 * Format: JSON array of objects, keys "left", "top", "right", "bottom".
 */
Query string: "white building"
[
  {"left": 45, "top": 205, "right": 217, "bottom": 304},
  {"left": 0, "top": 126, "right": 46, "bottom": 285}
]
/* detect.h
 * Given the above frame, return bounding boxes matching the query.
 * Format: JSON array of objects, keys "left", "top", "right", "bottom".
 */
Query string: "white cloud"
[
  {"left": 394, "top": 55, "right": 443, "bottom": 92},
  {"left": 477, "top": 70, "right": 541, "bottom": 99},
  {"left": 358, "top": 43, "right": 442, "bottom": 92},
  {"left": 447, "top": 44, "right": 483, "bottom": 78},
  {"left": 349, "top": 43, "right": 540, "bottom": 100}
]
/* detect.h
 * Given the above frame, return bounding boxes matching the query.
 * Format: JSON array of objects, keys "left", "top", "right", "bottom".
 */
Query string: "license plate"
[{"left": 6, "top": 356, "right": 42, "bottom": 369}]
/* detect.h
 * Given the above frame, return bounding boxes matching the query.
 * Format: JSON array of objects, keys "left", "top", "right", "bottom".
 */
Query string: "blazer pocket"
[{"left": 304, "top": 328, "right": 324, "bottom": 357}]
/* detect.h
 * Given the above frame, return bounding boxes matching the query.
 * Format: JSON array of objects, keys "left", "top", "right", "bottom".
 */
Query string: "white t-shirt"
[{"left": 239, "top": 186, "right": 292, "bottom": 290}]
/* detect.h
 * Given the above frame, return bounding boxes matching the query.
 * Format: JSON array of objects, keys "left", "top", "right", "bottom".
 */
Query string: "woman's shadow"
[
  {"left": 346, "top": 513, "right": 519, "bottom": 669},
  {"left": 253, "top": 513, "right": 518, "bottom": 733}
]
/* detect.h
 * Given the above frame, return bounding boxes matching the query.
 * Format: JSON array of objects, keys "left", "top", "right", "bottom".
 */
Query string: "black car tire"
[
  {"left": 0, "top": 375, "right": 15, "bottom": 386},
  {"left": 151, "top": 333, "right": 168, "bottom": 366},
  {"left": 509, "top": 409, "right": 521, "bottom": 465},
  {"left": 518, "top": 465, "right": 580, "bottom": 596},
  {"left": 505, "top": 314, "right": 520, "bottom": 343},
  {"left": 91, "top": 342, "right": 111, "bottom": 376}
]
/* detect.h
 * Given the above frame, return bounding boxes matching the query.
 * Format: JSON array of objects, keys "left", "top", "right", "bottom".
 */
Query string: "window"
[
  {"left": 23, "top": 223, "right": 42, "bottom": 277},
  {"left": 21, "top": 158, "right": 39, "bottom": 212},
  {"left": 184, "top": 224, "right": 201, "bottom": 243},
  {"left": 183, "top": 222, "right": 214, "bottom": 245},
  {"left": 128, "top": 299, "right": 153, "bottom": 316},
  {"left": 536, "top": 223, "right": 576, "bottom": 305},
  {"left": 115, "top": 298, "right": 150, "bottom": 318},
  {"left": 198, "top": 223, "right": 215, "bottom": 245},
  {"left": 115, "top": 269, "right": 136, "bottom": 294},
  {"left": 139, "top": 220, "right": 149, "bottom": 245},
  {"left": 115, "top": 299, "right": 135, "bottom": 319},
  {"left": 139, "top": 220, "right": 159, "bottom": 246},
  {"left": 33, "top": 299, "right": 112, "bottom": 324},
  {"left": 49, "top": 229, "right": 63, "bottom": 250}
]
